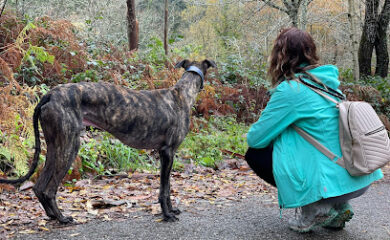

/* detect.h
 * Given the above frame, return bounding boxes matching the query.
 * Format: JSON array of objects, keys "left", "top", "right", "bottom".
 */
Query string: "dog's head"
[
  {"left": 174, "top": 59, "right": 217, "bottom": 90},
  {"left": 174, "top": 59, "right": 217, "bottom": 74}
]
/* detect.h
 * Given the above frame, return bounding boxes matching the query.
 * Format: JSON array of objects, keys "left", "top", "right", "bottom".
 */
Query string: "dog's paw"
[
  {"left": 163, "top": 214, "right": 179, "bottom": 222},
  {"left": 170, "top": 208, "right": 181, "bottom": 215},
  {"left": 58, "top": 216, "right": 74, "bottom": 224}
]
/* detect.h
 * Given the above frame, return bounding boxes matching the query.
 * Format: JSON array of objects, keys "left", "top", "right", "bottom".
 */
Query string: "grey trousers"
[
  {"left": 319, "top": 185, "right": 370, "bottom": 205},
  {"left": 297, "top": 186, "right": 370, "bottom": 218}
]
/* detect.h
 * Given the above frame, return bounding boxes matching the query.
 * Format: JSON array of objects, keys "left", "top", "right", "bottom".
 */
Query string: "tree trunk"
[
  {"left": 359, "top": 0, "right": 390, "bottom": 78},
  {"left": 358, "top": 0, "right": 379, "bottom": 78},
  {"left": 299, "top": 0, "right": 311, "bottom": 30},
  {"left": 126, "top": 0, "right": 138, "bottom": 51},
  {"left": 21, "top": 0, "right": 25, "bottom": 16},
  {"left": 375, "top": 0, "right": 390, "bottom": 77},
  {"left": 348, "top": 0, "right": 360, "bottom": 81},
  {"left": 286, "top": 7, "right": 299, "bottom": 27},
  {"left": 333, "top": 41, "right": 338, "bottom": 64},
  {"left": 261, "top": 0, "right": 313, "bottom": 29},
  {"left": 164, "top": 0, "right": 168, "bottom": 55},
  {"left": 358, "top": 29, "right": 375, "bottom": 77},
  {"left": 375, "top": 33, "right": 389, "bottom": 77}
]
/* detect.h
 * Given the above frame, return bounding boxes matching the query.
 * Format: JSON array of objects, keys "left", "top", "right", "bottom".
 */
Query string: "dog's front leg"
[{"left": 158, "top": 146, "right": 179, "bottom": 222}]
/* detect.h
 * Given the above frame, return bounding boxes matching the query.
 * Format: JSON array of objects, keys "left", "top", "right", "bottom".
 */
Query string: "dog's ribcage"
[{"left": 48, "top": 82, "right": 192, "bottom": 150}]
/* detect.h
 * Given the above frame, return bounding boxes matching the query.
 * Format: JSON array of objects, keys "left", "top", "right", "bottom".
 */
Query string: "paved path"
[{"left": 13, "top": 182, "right": 390, "bottom": 240}]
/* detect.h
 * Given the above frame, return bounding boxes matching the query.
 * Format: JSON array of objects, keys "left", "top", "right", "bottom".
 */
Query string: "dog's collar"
[{"left": 186, "top": 66, "right": 204, "bottom": 90}]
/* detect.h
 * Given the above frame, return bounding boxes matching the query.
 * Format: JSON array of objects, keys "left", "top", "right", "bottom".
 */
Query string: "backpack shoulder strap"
[
  {"left": 300, "top": 79, "right": 340, "bottom": 105},
  {"left": 297, "top": 75, "right": 345, "bottom": 104},
  {"left": 292, "top": 72, "right": 343, "bottom": 162}
]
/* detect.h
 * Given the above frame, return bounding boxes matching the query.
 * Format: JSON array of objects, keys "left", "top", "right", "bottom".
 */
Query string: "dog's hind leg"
[
  {"left": 158, "top": 146, "right": 180, "bottom": 222},
  {"left": 33, "top": 106, "right": 81, "bottom": 224},
  {"left": 33, "top": 143, "right": 57, "bottom": 220}
]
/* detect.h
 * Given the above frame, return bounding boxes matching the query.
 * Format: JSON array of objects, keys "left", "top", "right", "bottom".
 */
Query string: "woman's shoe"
[
  {"left": 323, "top": 203, "right": 354, "bottom": 230},
  {"left": 289, "top": 206, "right": 338, "bottom": 233}
]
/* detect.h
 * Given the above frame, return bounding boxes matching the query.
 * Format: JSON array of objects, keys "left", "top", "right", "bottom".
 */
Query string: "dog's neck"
[{"left": 173, "top": 72, "right": 202, "bottom": 108}]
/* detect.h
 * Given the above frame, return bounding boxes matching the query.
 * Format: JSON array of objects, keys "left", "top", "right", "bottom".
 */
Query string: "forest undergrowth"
[
  {"left": 0, "top": 12, "right": 389, "bottom": 239},
  {"left": 0, "top": 13, "right": 389, "bottom": 183}
]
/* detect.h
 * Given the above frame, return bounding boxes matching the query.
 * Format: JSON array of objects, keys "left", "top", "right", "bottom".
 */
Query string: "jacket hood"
[{"left": 303, "top": 65, "right": 340, "bottom": 89}]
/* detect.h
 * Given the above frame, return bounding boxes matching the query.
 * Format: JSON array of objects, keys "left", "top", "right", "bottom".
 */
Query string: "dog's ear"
[
  {"left": 174, "top": 59, "right": 191, "bottom": 69},
  {"left": 202, "top": 59, "right": 217, "bottom": 69}
]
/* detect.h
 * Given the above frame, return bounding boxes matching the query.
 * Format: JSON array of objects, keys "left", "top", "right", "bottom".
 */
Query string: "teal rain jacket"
[{"left": 247, "top": 65, "right": 383, "bottom": 209}]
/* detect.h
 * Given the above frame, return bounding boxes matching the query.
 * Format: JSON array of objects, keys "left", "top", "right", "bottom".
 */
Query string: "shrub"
[
  {"left": 0, "top": 86, "right": 37, "bottom": 176},
  {"left": 79, "top": 131, "right": 157, "bottom": 175},
  {"left": 341, "top": 76, "right": 390, "bottom": 118},
  {"left": 178, "top": 116, "right": 248, "bottom": 168}
]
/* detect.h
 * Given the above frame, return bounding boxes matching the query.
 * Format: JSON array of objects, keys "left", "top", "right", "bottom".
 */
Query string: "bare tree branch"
[
  {"left": 164, "top": 0, "right": 168, "bottom": 55},
  {"left": 261, "top": 0, "right": 288, "bottom": 13},
  {"left": 282, "top": 0, "right": 294, "bottom": 10},
  {"left": 0, "top": 0, "right": 8, "bottom": 18}
]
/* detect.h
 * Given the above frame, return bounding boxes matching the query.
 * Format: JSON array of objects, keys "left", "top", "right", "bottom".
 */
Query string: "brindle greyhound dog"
[{"left": 0, "top": 59, "right": 217, "bottom": 223}]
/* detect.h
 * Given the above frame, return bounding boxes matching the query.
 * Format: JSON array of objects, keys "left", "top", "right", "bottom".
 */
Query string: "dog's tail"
[{"left": 0, "top": 94, "right": 51, "bottom": 184}]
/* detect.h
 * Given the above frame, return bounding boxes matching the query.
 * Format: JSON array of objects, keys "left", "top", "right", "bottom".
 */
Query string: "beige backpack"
[{"left": 293, "top": 73, "right": 390, "bottom": 176}]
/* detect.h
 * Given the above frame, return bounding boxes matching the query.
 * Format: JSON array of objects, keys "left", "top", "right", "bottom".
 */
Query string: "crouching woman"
[{"left": 245, "top": 27, "right": 383, "bottom": 233}]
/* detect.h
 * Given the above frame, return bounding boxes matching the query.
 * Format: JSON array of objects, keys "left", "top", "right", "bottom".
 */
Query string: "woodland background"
[
  {"left": 0, "top": 0, "right": 390, "bottom": 237},
  {"left": 0, "top": 0, "right": 389, "bottom": 187}
]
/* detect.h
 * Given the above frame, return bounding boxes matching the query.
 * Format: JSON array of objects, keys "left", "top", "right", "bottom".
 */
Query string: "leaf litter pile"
[{"left": 0, "top": 159, "right": 277, "bottom": 238}]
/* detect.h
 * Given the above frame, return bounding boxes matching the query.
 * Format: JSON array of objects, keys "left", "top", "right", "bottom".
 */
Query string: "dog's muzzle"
[{"left": 186, "top": 66, "right": 204, "bottom": 90}]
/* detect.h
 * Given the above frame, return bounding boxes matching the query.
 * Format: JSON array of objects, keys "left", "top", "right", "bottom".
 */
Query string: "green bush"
[
  {"left": 362, "top": 76, "right": 390, "bottom": 116},
  {"left": 340, "top": 69, "right": 390, "bottom": 118},
  {"left": 79, "top": 132, "right": 156, "bottom": 175},
  {"left": 71, "top": 69, "right": 100, "bottom": 83},
  {"left": 178, "top": 116, "right": 248, "bottom": 168},
  {"left": 0, "top": 115, "right": 35, "bottom": 177},
  {"left": 139, "top": 36, "right": 168, "bottom": 68},
  {"left": 217, "top": 54, "right": 269, "bottom": 88}
]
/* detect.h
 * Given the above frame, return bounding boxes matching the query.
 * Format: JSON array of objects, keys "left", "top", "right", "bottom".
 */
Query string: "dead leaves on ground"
[
  {"left": 0, "top": 160, "right": 276, "bottom": 239},
  {"left": 379, "top": 164, "right": 390, "bottom": 183}
]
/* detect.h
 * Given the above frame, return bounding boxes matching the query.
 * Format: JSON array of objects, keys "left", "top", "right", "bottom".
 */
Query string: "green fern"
[{"left": 23, "top": 46, "right": 55, "bottom": 64}]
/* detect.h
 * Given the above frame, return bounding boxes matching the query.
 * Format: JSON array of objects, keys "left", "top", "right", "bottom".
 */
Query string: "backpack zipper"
[{"left": 365, "top": 126, "right": 385, "bottom": 136}]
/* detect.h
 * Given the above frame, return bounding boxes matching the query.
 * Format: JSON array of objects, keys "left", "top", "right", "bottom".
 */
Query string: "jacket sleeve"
[{"left": 247, "top": 81, "right": 302, "bottom": 148}]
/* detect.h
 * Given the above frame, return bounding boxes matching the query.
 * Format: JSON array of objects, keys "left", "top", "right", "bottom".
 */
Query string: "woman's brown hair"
[{"left": 268, "top": 27, "right": 319, "bottom": 86}]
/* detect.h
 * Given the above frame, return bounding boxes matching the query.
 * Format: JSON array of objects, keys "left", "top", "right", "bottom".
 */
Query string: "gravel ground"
[{"left": 12, "top": 181, "right": 390, "bottom": 240}]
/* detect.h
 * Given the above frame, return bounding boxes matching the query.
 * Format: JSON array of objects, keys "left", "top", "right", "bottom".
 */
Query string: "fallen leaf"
[
  {"left": 86, "top": 200, "right": 98, "bottom": 215},
  {"left": 74, "top": 179, "right": 91, "bottom": 188},
  {"left": 150, "top": 204, "right": 160, "bottom": 215},
  {"left": 19, "top": 181, "right": 34, "bottom": 191},
  {"left": 217, "top": 188, "right": 236, "bottom": 197},
  {"left": 38, "top": 219, "right": 47, "bottom": 226},
  {"left": 74, "top": 217, "right": 88, "bottom": 224},
  {"left": 66, "top": 186, "right": 83, "bottom": 193},
  {"left": 90, "top": 199, "right": 126, "bottom": 209},
  {"left": 22, "top": 196, "right": 32, "bottom": 200},
  {"left": 103, "top": 215, "right": 112, "bottom": 221},
  {"left": 19, "top": 229, "right": 37, "bottom": 234},
  {"left": 0, "top": 184, "right": 16, "bottom": 192},
  {"left": 127, "top": 195, "right": 151, "bottom": 201},
  {"left": 38, "top": 227, "right": 50, "bottom": 231},
  {"left": 239, "top": 165, "right": 250, "bottom": 171}
]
